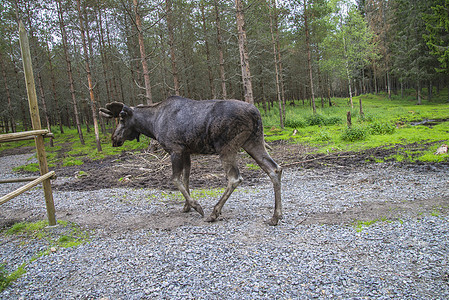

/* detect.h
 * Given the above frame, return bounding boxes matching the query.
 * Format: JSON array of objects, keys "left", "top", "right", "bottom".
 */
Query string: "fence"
[{"left": 0, "top": 21, "right": 57, "bottom": 226}]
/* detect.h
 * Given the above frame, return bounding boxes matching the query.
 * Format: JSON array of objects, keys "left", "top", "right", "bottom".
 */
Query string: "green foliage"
[
  {"left": 423, "top": 0, "right": 449, "bottom": 73},
  {"left": 259, "top": 94, "right": 448, "bottom": 163},
  {"left": 12, "top": 163, "right": 40, "bottom": 173},
  {"left": 0, "top": 263, "right": 26, "bottom": 292},
  {"left": 341, "top": 126, "right": 368, "bottom": 142},
  {"left": 284, "top": 117, "right": 307, "bottom": 128},
  {"left": 62, "top": 157, "right": 84, "bottom": 167},
  {"left": 246, "top": 163, "right": 261, "bottom": 170},
  {"left": 368, "top": 121, "right": 396, "bottom": 135}
]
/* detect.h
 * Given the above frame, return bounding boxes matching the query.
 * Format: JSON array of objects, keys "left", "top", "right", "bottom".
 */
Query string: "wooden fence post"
[
  {"left": 18, "top": 21, "right": 56, "bottom": 226},
  {"left": 347, "top": 111, "right": 352, "bottom": 128}
]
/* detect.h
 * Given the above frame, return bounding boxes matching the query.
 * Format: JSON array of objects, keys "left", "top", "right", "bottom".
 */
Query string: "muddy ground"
[
  {"left": 2, "top": 140, "right": 447, "bottom": 230},
  {"left": 50, "top": 140, "right": 442, "bottom": 192}
]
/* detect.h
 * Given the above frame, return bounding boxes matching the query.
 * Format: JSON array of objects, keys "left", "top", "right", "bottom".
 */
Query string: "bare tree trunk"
[
  {"left": 158, "top": 31, "right": 169, "bottom": 99},
  {"left": 387, "top": 69, "right": 391, "bottom": 100},
  {"left": 166, "top": 0, "right": 180, "bottom": 96},
  {"left": 417, "top": 80, "right": 422, "bottom": 105},
  {"left": 36, "top": 62, "right": 53, "bottom": 147},
  {"left": 269, "top": 0, "right": 283, "bottom": 128},
  {"left": 0, "top": 51, "right": 15, "bottom": 133},
  {"left": 235, "top": 0, "right": 254, "bottom": 104},
  {"left": 77, "top": 0, "right": 102, "bottom": 152},
  {"left": 133, "top": 0, "right": 153, "bottom": 104},
  {"left": 304, "top": 0, "right": 316, "bottom": 114},
  {"left": 214, "top": 0, "right": 227, "bottom": 99},
  {"left": 97, "top": 5, "right": 113, "bottom": 104},
  {"left": 57, "top": 0, "right": 84, "bottom": 145},
  {"left": 46, "top": 40, "right": 64, "bottom": 134},
  {"left": 200, "top": 4, "right": 215, "bottom": 99}
]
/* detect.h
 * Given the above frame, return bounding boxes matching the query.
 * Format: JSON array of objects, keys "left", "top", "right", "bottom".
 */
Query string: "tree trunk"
[
  {"left": 0, "top": 51, "right": 15, "bottom": 133},
  {"left": 269, "top": 0, "right": 283, "bottom": 128},
  {"left": 214, "top": 0, "right": 227, "bottom": 99},
  {"left": 304, "top": 0, "right": 316, "bottom": 114},
  {"left": 46, "top": 40, "right": 64, "bottom": 134},
  {"left": 36, "top": 62, "right": 53, "bottom": 147},
  {"left": 200, "top": 4, "right": 215, "bottom": 99},
  {"left": 133, "top": 0, "right": 153, "bottom": 104},
  {"left": 166, "top": 0, "right": 180, "bottom": 96},
  {"left": 417, "top": 80, "right": 422, "bottom": 105},
  {"left": 387, "top": 69, "right": 391, "bottom": 100},
  {"left": 97, "top": 5, "right": 113, "bottom": 104},
  {"left": 57, "top": 0, "right": 84, "bottom": 145},
  {"left": 235, "top": 0, "right": 254, "bottom": 104},
  {"left": 77, "top": 0, "right": 102, "bottom": 152}
]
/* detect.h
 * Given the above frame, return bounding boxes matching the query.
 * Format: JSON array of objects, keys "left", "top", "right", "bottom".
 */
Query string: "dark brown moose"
[{"left": 99, "top": 96, "right": 282, "bottom": 225}]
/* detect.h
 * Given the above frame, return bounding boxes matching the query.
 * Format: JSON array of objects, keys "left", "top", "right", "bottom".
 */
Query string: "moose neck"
[{"left": 133, "top": 106, "right": 158, "bottom": 139}]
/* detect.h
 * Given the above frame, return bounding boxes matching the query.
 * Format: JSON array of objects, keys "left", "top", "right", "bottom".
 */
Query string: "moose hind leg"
[
  {"left": 171, "top": 153, "right": 204, "bottom": 217},
  {"left": 206, "top": 155, "right": 242, "bottom": 223},
  {"left": 244, "top": 143, "right": 282, "bottom": 225}
]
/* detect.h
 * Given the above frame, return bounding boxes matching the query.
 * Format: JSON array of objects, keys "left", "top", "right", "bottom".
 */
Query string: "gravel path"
[{"left": 1, "top": 153, "right": 448, "bottom": 299}]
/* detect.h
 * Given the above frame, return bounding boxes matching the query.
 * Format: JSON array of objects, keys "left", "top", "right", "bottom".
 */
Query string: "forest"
[{"left": 0, "top": 0, "right": 448, "bottom": 143}]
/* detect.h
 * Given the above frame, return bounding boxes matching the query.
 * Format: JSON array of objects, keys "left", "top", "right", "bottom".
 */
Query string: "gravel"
[{"left": 1, "top": 153, "right": 449, "bottom": 299}]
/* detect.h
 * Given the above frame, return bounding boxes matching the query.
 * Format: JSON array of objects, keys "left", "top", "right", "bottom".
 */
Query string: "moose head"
[{"left": 99, "top": 102, "right": 140, "bottom": 147}]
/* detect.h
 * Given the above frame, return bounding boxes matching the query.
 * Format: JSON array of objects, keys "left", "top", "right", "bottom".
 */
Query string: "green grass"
[
  {"left": 0, "top": 220, "right": 90, "bottom": 291},
  {"left": 260, "top": 91, "right": 449, "bottom": 162}
]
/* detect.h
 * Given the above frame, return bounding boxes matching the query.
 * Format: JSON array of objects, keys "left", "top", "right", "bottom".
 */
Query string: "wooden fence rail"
[{"left": 0, "top": 130, "right": 54, "bottom": 143}]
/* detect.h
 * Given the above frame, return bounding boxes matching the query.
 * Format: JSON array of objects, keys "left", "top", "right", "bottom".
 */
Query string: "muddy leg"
[
  {"left": 171, "top": 152, "right": 204, "bottom": 217},
  {"left": 244, "top": 143, "right": 282, "bottom": 225},
  {"left": 181, "top": 154, "right": 192, "bottom": 213},
  {"left": 206, "top": 154, "right": 242, "bottom": 223}
]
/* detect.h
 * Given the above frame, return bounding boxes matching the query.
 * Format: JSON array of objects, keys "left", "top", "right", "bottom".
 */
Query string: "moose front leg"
[
  {"left": 181, "top": 154, "right": 192, "bottom": 213},
  {"left": 171, "top": 153, "right": 204, "bottom": 217},
  {"left": 206, "top": 156, "right": 242, "bottom": 223}
]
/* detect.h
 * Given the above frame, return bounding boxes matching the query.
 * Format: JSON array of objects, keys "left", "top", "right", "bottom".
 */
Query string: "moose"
[{"left": 99, "top": 96, "right": 282, "bottom": 225}]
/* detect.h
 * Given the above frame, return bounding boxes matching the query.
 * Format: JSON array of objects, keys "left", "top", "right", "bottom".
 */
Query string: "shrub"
[
  {"left": 284, "top": 118, "right": 307, "bottom": 128},
  {"left": 369, "top": 121, "right": 395, "bottom": 135},
  {"left": 306, "top": 114, "right": 326, "bottom": 126},
  {"left": 324, "top": 116, "right": 342, "bottom": 125},
  {"left": 341, "top": 126, "right": 368, "bottom": 142}
]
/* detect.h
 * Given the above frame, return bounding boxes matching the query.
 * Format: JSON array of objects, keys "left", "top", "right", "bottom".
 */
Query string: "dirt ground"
[
  {"left": 2, "top": 141, "right": 447, "bottom": 230},
  {"left": 50, "top": 140, "right": 441, "bottom": 192},
  {"left": 46, "top": 141, "right": 447, "bottom": 229}
]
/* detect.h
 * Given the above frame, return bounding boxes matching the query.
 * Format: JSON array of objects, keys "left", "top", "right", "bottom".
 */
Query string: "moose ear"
[{"left": 119, "top": 105, "right": 133, "bottom": 118}]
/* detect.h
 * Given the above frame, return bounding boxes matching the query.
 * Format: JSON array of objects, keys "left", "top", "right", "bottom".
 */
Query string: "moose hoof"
[
  {"left": 193, "top": 204, "right": 204, "bottom": 217},
  {"left": 182, "top": 203, "right": 191, "bottom": 213},
  {"left": 205, "top": 215, "right": 217, "bottom": 223},
  {"left": 268, "top": 216, "right": 280, "bottom": 226}
]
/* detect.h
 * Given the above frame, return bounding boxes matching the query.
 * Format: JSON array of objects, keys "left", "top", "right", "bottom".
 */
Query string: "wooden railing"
[{"left": 0, "top": 130, "right": 57, "bottom": 225}]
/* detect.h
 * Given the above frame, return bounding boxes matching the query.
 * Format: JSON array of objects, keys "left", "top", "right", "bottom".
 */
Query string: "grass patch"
[
  {"left": 1, "top": 219, "right": 90, "bottom": 291},
  {"left": 353, "top": 217, "right": 394, "bottom": 232}
]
